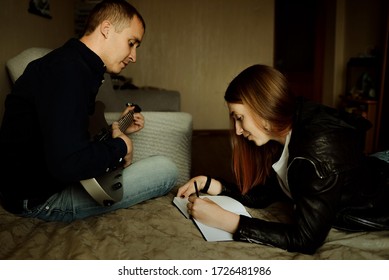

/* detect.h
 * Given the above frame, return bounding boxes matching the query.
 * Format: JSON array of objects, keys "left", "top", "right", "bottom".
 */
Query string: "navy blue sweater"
[{"left": 0, "top": 39, "right": 127, "bottom": 200}]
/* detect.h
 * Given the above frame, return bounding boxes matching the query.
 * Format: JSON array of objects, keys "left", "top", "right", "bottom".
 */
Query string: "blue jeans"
[{"left": 19, "top": 155, "right": 178, "bottom": 222}]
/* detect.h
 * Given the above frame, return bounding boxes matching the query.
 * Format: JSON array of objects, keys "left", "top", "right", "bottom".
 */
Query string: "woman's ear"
[{"left": 263, "top": 120, "right": 271, "bottom": 132}]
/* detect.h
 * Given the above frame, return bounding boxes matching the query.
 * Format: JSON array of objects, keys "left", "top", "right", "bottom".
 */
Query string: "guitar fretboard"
[{"left": 118, "top": 111, "right": 135, "bottom": 132}]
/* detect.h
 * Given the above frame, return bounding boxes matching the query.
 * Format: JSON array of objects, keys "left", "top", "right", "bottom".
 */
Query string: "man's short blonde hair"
[{"left": 83, "top": 0, "right": 145, "bottom": 35}]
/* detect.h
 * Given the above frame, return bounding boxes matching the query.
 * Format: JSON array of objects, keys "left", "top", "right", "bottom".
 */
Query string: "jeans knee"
[{"left": 151, "top": 155, "right": 178, "bottom": 178}]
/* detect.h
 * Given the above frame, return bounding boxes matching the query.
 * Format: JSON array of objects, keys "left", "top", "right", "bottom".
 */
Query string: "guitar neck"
[
  {"left": 93, "top": 105, "right": 140, "bottom": 142},
  {"left": 117, "top": 110, "right": 135, "bottom": 133}
]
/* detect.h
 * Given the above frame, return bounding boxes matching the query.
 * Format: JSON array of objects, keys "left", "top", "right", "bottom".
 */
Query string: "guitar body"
[
  {"left": 80, "top": 101, "right": 141, "bottom": 206},
  {"left": 80, "top": 168, "right": 123, "bottom": 207}
]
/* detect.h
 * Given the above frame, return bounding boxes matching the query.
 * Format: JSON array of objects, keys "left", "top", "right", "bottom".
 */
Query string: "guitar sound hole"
[{"left": 112, "top": 182, "right": 122, "bottom": 190}]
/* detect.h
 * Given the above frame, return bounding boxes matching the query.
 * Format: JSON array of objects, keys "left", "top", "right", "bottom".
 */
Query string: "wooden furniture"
[
  {"left": 340, "top": 96, "right": 377, "bottom": 154},
  {"left": 339, "top": 56, "right": 381, "bottom": 154},
  {"left": 376, "top": 3, "right": 389, "bottom": 151}
]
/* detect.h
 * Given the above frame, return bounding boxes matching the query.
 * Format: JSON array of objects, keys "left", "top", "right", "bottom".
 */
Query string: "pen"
[{"left": 194, "top": 180, "right": 199, "bottom": 197}]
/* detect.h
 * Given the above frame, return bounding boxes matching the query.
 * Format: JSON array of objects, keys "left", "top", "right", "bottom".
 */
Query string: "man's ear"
[{"left": 100, "top": 20, "right": 111, "bottom": 39}]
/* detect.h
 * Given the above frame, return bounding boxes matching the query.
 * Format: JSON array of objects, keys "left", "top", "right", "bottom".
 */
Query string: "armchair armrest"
[{"left": 97, "top": 73, "right": 181, "bottom": 112}]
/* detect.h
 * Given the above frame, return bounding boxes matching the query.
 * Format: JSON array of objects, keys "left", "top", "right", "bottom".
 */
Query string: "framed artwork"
[{"left": 28, "top": 0, "right": 52, "bottom": 19}]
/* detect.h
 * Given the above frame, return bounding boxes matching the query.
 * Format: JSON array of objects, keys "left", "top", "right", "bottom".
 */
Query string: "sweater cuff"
[{"left": 105, "top": 137, "right": 127, "bottom": 167}]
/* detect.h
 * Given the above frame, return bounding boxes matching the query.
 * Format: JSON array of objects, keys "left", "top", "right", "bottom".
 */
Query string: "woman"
[{"left": 177, "top": 64, "right": 389, "bottom": 254}]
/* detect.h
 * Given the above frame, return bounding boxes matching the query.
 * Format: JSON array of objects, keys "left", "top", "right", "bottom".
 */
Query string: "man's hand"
[
  {"left": 111, "top": 122, "right": 133, "bottom": 167},
  {"left": 122, "top": 105, "right": 144, "bottom": 134}
]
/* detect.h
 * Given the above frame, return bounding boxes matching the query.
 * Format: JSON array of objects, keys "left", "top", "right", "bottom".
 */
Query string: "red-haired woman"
[{"left": 177, "top": 64, "right": 389, "bottom": 254}]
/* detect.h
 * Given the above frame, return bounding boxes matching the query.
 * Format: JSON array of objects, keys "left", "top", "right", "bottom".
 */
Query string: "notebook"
[{"left": 173, "top": 195, "right": 251, "bottom": 242}]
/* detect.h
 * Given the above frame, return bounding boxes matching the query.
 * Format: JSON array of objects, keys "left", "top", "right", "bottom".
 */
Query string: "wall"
[
  {"left": 0, "top": 0, "right": 273, "bottom": 130},
  {"left": 322, "top": 0, "right": 386, "bottom": 107},
  {"left": 1, "top": 0, "right": 384, "bottom": 130},
  {"left": 344, "top": 0, "right": 386, "bottom": 59},
  {"left": 0, "top": 0, "right": 77, "bottom": 122},
  {"left": 122, "top": 0, "right": 274, "bottom": 129}
]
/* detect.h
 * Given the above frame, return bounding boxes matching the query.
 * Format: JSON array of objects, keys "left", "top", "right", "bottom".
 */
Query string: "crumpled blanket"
[{"left": 1, "top": 189, "right": 389, "bottom": 260}]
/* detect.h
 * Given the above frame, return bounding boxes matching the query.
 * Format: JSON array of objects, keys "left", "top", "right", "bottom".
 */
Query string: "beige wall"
[
  {"left": 124, "top": 0, "right": 274, "bottom": 129},
  {"left": 0, "top": 0, "right": 274, "bottom": 130},
  {"left": 344, "top": 0, "right": 385, "bottom": 59},
  {"left": 323, "top": 0, "right": 386, "bottom": 107},
  {"left": 0, "top": 0, "right": 384, "bottom": 130},
  {"left": 0, "top": 0, "right": 77, "bottom": 121}
]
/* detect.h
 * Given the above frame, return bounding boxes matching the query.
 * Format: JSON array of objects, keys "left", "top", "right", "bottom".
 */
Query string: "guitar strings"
[{"left": 118, "top": 111, "right": 135, "bottom": 132}]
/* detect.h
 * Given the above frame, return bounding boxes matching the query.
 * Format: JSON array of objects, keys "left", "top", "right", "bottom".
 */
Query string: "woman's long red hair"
[{"left": 224, "top": 64, "right": 295, "bottom": 194}]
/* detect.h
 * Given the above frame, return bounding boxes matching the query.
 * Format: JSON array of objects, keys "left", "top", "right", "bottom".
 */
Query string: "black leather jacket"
[{"left": 221, "top": 98, "right": 389, "bottom": 254}]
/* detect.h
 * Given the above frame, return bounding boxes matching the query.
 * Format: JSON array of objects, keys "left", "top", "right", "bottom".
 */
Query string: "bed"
[
  {"left": 1, "top": 186, "right": 389, "bottom": 259},
  {"left": 2, "top": 49, "right": 389, "bottom": 259}
]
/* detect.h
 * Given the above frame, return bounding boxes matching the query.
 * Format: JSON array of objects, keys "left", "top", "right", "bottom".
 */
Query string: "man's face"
[{"left": 103, "top": 16, "right": 144, "bottom": 74}]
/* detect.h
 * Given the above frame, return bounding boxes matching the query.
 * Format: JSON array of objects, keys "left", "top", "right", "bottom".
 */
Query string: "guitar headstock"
[{"left": 126, "top": 102, "right": 142, "bottom": 113}]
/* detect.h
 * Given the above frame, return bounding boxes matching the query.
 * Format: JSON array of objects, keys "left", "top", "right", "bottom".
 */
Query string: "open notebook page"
[{"left": 173, "top": 195, "right": 251, "bottom": 242}]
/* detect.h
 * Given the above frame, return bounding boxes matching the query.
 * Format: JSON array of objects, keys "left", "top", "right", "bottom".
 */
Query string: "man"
[{"left": 0, "top": 0, "right": 178, "bottom": 222}]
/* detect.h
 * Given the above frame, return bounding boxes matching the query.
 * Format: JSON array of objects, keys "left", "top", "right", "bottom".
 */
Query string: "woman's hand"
[
  {"left": 176, "top": 175, "right": 223, "bottom": 198},
  {"left": 122, "top": 105, "right": 144, "bottom": 134},
  {"left": 187, "top": 196, "right": 240, "bottom": 233}
]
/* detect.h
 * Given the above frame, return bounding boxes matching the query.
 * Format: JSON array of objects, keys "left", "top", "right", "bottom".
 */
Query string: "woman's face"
[{"left": 228, "top": 103, "right": 272, "bottom": 146}]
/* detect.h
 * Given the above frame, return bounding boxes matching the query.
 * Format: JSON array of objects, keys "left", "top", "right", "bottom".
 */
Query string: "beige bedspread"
[{"left": 1, "top": 187, "right": 388, "bottom": 260}]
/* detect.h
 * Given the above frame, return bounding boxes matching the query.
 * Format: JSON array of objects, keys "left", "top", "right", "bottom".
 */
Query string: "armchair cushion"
[
  {"left": 98, "top": 73, "right": 181, "bottom": 112},
  {"left": 6, "top": 47, "right": 52, "bottom": 83},
  {"left": 105, "top": 111, "right": 192, "bottom": 185}
]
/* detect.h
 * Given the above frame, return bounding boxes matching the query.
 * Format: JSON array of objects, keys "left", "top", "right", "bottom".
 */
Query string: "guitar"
[{"left": 80, "top": 102, "right": 142, "bottom": 206}]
